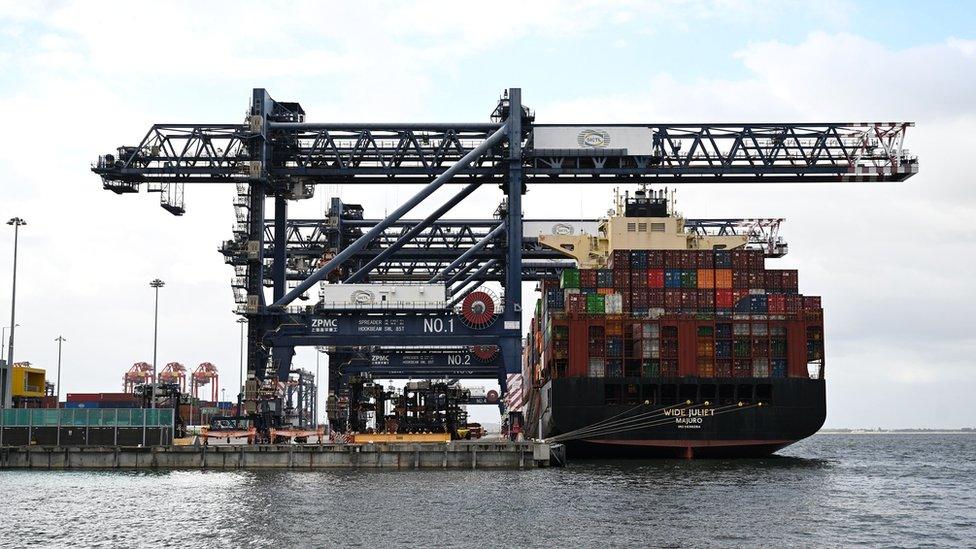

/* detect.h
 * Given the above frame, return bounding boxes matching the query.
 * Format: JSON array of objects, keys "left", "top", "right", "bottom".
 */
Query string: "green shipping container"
[
  {"left": 585, "top": 294, "right": 606, "bottom": 314},
  {"left": 681, "top": 270, "right": 698, "bottom": 288},
  {"left": 642, "top": 360, "right": 660, "bottom": 377},
  {"left": 560, "top": 269, "right": 580, "bottom": 289}
]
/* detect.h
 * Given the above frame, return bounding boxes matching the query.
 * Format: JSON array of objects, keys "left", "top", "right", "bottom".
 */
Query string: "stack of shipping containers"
[
  {"left": 65, "top": 393, "right": 238, "bottom": 426},
  {"left": 530, "top": 249, "right": 825, "bottom": 385}
]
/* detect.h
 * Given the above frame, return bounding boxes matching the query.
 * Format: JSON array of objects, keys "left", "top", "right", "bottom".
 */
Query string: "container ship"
[{"left": 519, "top": 188, "right": 825, "bottom": 458}]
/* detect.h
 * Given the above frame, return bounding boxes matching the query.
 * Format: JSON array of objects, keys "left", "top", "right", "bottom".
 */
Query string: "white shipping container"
[
  {"left": 605, "top": 293, "right": 623, "bottom": 314},
  {"left": 319, "top": 283, "right": 447, "bottom": 309},
  {"left": 588, "top": 358, "right": 605, "bottom": 378}
]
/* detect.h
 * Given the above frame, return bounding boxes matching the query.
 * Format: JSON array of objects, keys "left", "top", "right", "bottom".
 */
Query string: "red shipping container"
[
  {"left": 768, "top": 294, "right": 786, "bottom": 314},
  {"left": 785, "top": 294, "right": 802, "bottom": 313},
  {"left": 733, "top": 270, "right": 750, "bottom": 289},
  {"left": 664, "top": 250, "right": 680, "bottom": 268},
  {"left": 567, "top": 293, "right": 586, "bottom": 313},
  {"left": 733, "top": 289, "right": 750, "bottom": 308},
  {"left": 648, "top": 289, "right": 665, "bottom": 308},
  {"left": 680, "top": 290, "right": 698, "bottom": 309},
  {"left": 679, "top": 251, "right": 695, "bottom": 269},
  {"left": 803, "top": 296, "right": 822, "bottom": 311},
  {"left": 731, "top": 250, "right": 750, "bottom": 270},
  {"left": 764, "top": 271, "right": 782, "bottom": 290},
  {"left": 664, "top": 289, "right": 682, "bottom": 309},
  {"left": 622, "top": 293, "right": 633, "bottom": 312},
  {"left": 647, "top": 268, "right": 665, "bottom": 288},
  {"left": 782, "top": 270, "right": 799, "bottom": 293},
  {"left": 648, "top": 250, "right": 665, "bottom": 268},
  {"left": 580, "top": 269, "right": 598, "bottom": 288},
  {"left": 748, "top": 249, "right": 765, "bottom": 271},
  {"left": 630, "top": 271, "right": 648, "bottom": 288},
  {"left": 698, "top": 251, "right": 715, "bottom": 269},
  {"left": 632, "top": 290, "right": 648, "bottom": 308},
  {"left": 609, "top": 250, "right": 630, "bottom": 270},
  {"left": 715, "top": 289, "right": 734, "bottom": 308},
  {"left": 748, "top": 271, "right": 765, "bottom": 289},
  {"left": 67, "top": 393, "right": 101, "bottom": 402},
  {"left": 697, "top": 289, "right": 715, "bottom": 309},
  {"left": 99, "top": 392, "right": 138, "bottom": 402}
]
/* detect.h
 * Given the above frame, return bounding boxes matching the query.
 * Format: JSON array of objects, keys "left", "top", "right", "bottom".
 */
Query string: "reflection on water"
[{"left": 1, "top": 435, "right": 973, "bottom": 548}]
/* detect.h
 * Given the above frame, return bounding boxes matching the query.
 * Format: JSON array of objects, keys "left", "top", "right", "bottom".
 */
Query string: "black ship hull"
[{"left": 539, "top": 377, "right": 825, "bottom": 459}]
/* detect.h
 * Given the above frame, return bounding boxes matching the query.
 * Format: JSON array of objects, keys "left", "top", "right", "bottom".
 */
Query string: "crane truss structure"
[{"left": 92, "top": 88, "right": 916, "bottom": 435}]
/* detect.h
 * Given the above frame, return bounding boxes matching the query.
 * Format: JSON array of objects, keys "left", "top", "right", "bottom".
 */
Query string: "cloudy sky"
[{"left": 0, "top": 1, "right": 973, "bottom": 428}]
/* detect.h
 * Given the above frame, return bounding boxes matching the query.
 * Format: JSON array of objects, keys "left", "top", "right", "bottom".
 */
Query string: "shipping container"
[
  {"left": 560, "top": 268, "right": 580, "bottom": 289},
  {"left": 697, "top": 268, "right": 715, "bottom": 289}
]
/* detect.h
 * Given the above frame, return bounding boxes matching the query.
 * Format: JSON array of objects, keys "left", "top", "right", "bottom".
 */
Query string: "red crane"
[
  {"left": 191, "top": 362, "right": 219, "bottom": 402},
  {"left": 123, "top": 362, "right": 153, "bottom": 393},
  {"left": 158, "top": 362, "right": 187, "bottom": 393}
]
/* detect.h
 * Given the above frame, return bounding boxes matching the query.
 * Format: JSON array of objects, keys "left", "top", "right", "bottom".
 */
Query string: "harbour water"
[{"left": 1, "top": 434, "right": 973, "bottom": 547}]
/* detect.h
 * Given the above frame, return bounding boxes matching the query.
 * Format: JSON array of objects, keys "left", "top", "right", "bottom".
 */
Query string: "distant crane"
[
  {"left": 158, "top": 362, "right": 187, "bottom": 393},
  {"left": 191, "top": 362, "right": 219, "bottom": 402},
  {"left": 123, "top": 362, "right": 153, "bottom": 393}
]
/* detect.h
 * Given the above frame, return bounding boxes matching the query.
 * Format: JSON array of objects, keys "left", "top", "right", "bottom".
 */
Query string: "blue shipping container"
[
  {"left": 64, "top": 401, "right": 99, "bottom": 409},
  {"left": 665, "top": 269, "right": 682, "bottom": 288}
]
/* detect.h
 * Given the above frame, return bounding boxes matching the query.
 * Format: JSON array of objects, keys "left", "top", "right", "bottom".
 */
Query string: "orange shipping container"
[
  {"left": 597, "top": 288, "right": 615, "bottom": 296},
  {"left": 697, "top": 269, "right": 715, "bottom": 289},
  {"left": 714, "top": 269, "right": 733, "bottom": 289}
]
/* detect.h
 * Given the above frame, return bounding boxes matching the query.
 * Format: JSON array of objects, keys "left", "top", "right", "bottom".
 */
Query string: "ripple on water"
[{"left": 0, "top": 434, "right": 974, "bottom": 548}]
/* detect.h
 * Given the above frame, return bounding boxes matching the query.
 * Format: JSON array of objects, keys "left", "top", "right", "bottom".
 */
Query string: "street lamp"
[
  {"left": 55, "top": 336, "right": 66, "bottom": 408},
  {"left": 4, "top": 217, "right": 26, "bottom": 409},
  {"left": 149, "top": 278, "right": 165, "bottom": 409},
  {"left": 1, "top": 324, "right": 19, "bottom": 360},
  {"left": 236, "top": 317, "right": 246, "bottom": 411}
]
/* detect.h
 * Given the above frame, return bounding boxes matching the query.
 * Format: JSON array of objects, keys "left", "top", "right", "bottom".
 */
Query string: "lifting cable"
[{"left": 548, "top": 402, "right": 763, "bottom": 443}]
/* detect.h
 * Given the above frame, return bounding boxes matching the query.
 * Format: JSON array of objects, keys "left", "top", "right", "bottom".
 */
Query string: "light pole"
[
  {"left": 315, "top": 347, "right": 327, "bottom": 428},
  {"left": 237, "top": 317, "right": 246, "bottom": 412},
  {"left": 1, "top": 324, "right": 19, "bottom": 361},
  {"left": 54, "top": 336, "right": 66, "bottom": 408},
  {"left": 149, "top": 278, "right": 165, "bottom": 409},
  {"left": 4, "top": 217, "right": 26, "bottom": 409}
]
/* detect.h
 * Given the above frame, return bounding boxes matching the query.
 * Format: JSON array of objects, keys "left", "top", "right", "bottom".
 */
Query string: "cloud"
[
  {"left": 535, "top": 33, "right": 976, "bottom": 427},
  {"left": 0, "top": 2, "right": 972, "bottom": 427}
]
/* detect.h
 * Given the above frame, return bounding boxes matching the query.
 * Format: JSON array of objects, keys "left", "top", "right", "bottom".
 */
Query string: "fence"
[{"left": 0, "top": 408, "right": 175, "bottom": 447}]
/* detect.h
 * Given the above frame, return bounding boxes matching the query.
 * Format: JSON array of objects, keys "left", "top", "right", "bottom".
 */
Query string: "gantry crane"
[
  {"left": 190, "top": 362, "right": 219, "bottom": 402},
  {"left": 123, "top": 362, "right": 153, "bottom": 393},
  {"left": 158, "top": 362, "right": 187, "bottom": 393},
  {"left": 93, "top": 88, "right": 915, "bottom": 438}
]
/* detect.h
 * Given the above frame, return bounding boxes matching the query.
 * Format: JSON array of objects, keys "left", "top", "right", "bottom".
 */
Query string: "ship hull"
[{"left": 538, "top": 377, "right": 825, "bottom": 459}]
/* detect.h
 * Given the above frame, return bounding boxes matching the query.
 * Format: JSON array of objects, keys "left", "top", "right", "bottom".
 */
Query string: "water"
[{"left": 1, "top": 434, "right": 974, "bottom": 548}]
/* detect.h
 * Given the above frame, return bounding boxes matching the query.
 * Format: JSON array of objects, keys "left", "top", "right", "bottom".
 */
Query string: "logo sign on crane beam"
[{"left": 533, "top": 126, "right": 656, "bottom": 155}]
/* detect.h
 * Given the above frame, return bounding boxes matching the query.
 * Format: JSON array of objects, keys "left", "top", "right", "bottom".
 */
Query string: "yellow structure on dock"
[{"left": 11, "top": 362, "right": 46, "bottom": 398}]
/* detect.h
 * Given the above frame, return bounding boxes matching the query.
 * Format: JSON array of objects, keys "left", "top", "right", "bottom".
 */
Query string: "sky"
[{"left": 0, "top": 0, "right": 974, "bottom": 428}]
